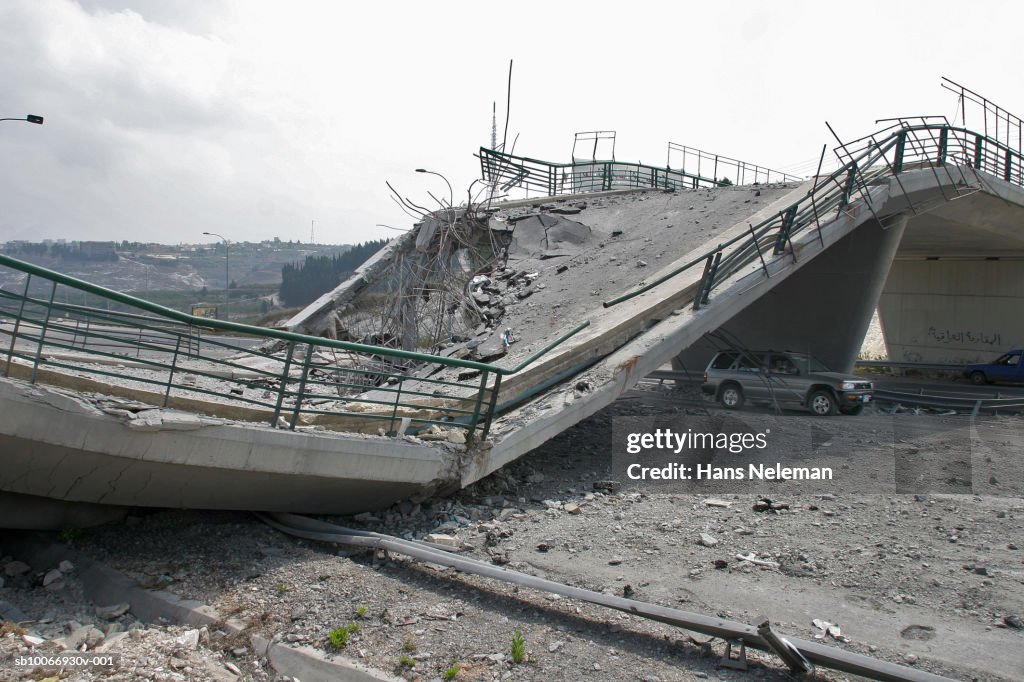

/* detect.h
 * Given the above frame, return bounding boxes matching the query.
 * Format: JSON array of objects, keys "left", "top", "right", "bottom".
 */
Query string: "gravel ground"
[{"left": 2, "top": 383, "right": 1022, "bottom": 682}]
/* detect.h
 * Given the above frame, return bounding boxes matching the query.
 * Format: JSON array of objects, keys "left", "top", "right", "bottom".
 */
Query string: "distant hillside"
[{"left": 0, "top": 240, "right": 351, "bottom": 294}]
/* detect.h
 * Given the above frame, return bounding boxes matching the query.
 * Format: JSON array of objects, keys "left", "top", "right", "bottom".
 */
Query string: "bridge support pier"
[{"left": 673, "top": 214, "right": 908, "bottom": 375}]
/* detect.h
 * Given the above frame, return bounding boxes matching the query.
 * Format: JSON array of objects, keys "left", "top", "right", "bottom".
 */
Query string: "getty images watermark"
[
  {"left": 623, "top": 426, "right": 832, "bottom": 482},
  {"left": 610, "top": 412, "right": 1013, "bottom": 495}
]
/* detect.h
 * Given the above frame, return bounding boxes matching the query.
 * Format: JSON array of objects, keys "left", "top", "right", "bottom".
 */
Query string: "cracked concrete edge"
[
  {"left": 1, "top": 533, "right": 399, "bottom": 682},
  {"left": 251, "top": 634, "right": 405, "bottom": 682},
  {"left": 2, "top": 535, "right": 219, "bottom": 626}
]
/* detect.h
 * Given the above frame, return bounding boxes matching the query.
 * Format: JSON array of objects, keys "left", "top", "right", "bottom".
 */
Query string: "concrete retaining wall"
[{"left": 879, "top": 259, "right": 1024, "bottom": 363}]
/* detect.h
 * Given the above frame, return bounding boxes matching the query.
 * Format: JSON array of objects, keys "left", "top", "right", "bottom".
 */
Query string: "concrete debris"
[
  {"left": 425, "top": 533, "right": 461, "bottom": 549},
  {"left": 41, "top": 568, "right": 63, "bottom": 587},
  {"left": 175, "top": 628, "right": 202, "bottom": 650},
  {"left": 4, "top": 560, "right": 31, "bottom": 576},
  {"left": 698, "top": 533, "right": 719, "bottom": 547},
  {"left": 96, "top": 602, "right": 131, "bottom": 619},
  {"left": 812, "top": 619, "right": 849, "bottom": 642}
]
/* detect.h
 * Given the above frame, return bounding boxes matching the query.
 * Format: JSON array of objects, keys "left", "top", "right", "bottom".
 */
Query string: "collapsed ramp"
[{"left": 0, "top": 121, "right": 1018, "bottom": 520}]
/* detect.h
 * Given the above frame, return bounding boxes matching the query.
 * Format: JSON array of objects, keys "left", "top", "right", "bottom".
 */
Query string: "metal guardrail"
[
  {"left": 599, "top": 122, "right": 1022, "bottom": 310},
  {"left": 0, "top": 254, "right": 589, "bottom": 442},
  {"left": 873, "top": 389, "right": 1024, "bottom": 414},
  {"left": 666, "top": 143, "right": 803, "bottom": 185},
  {"left": 479, "top": 147, "right": 731, "bottom": 196},
  {"left": 854, "top": 360, "right": 966, "bottom": 371}
]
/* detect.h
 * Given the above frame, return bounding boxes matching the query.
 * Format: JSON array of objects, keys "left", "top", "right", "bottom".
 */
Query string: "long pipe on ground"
[{"left": 258, "top": 512, "right": 953, "bottom": 682}]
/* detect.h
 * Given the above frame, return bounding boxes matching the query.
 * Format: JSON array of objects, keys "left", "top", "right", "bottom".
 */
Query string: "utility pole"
[{"left": 202, "top": 232, "right": 230, "bottom": 319}]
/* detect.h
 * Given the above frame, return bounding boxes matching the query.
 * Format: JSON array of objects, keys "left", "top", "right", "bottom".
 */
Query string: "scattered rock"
[
  {"left": 698, "top": 533, "right": 719, "bottom": 547},
  {"left": 96, "top": 603, "right": 131, "bottom": 620},
  {"left": 425, "top": 534, "right": 461, "bottom": 549},
  {"left": 175, "top": 629, "right": 201, "bottom": 650},
  {"left": 21, "top": 634, "right": 45, "bottom": 647},
  {"left": 4, "top": 560, "right": 30, "bottom": 577},
  {"left": 42, "top": 568, "right": 64, "bottom": 587}
]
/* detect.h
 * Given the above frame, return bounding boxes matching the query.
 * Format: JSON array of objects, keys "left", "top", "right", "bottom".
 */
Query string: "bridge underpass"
[
  {"left": 673, "top": 167, "right": 1024, "bottom": 377},
  {"left": 1, "top": 122, "right": 1023, "bottom": 522}
]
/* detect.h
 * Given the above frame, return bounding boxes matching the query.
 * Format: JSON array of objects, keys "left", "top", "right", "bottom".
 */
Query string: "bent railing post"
[
  {"left": 4, "top": 274, "right": 32, "bottom": 377},
  {"left": 893, "top": 130, "right": 906, "bottom": 174},
  {"left": 271, "top": 341, "right": 296, "bottom": 427},
  {"left": 163, "top": 336, "right": 183, "bottom": 407},
  {"left": 693, "top": 254, "right": 716, "bottom": 311},
  {"left": 30, "top": 281, "right": 58, "bottom": 384},
  {"left": 480, "top": 373, "right": 502, "bottom": 442},
  {"left": 701, "top": 251, "right": 722, "bottom": 305},
  {"left": 465, "top": 369, "right": 490, "bottom": 445},
  {"left": 388, "top": 377, "right": 405, "bottom": 435},
  {"left": 289, "top": 342, "right": 315, "bottom": 430}
]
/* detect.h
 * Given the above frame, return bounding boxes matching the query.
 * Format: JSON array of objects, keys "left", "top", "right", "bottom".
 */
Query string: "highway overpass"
[{"left": 1, "top": 120, "right": 1023, "bottom": 525}]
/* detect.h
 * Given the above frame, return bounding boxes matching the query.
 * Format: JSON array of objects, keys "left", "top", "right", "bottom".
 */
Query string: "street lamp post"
[
  {"left": 0, "top": 115, "right": 44, "bottom": 125},
  {"left": 202, "top": 232, "right": 230, "bottom": 319},
  {"left": 415, "top": 168, "right": 454, "bottom": 210}
]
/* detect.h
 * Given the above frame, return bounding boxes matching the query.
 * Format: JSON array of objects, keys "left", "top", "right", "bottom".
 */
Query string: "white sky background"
[{"left": 1, "top": 0, "right": 1022, "bottom": 246}]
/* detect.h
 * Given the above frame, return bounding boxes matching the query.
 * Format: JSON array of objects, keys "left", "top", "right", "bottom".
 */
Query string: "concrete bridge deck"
[{"left": 3, "top": 122, "right": 1024, "bottom": 526}]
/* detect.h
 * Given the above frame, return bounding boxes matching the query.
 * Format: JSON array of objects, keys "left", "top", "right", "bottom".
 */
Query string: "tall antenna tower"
[
  {"left": 491, "top": 101, "right": 497, "bottom": 150},
  {"left": 310, "top": 219, "right": 315, "bottom": 244},
  {"left": 488, "top": 102, "right": 499, "bottom": 202}
]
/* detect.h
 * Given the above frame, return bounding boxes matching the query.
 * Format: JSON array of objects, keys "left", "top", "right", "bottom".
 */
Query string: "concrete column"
[{"left": 674, "top": 214, "right": 909, "bottom": 374}]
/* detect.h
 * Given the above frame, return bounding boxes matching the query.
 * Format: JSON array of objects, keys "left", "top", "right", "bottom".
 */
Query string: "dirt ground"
[{"left": 2, "top": 383, "right": 1022, "bottom": 682}]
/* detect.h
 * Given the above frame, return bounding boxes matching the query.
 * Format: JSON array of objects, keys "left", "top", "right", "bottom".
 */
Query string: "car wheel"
[
  {"left": 840, "top": 404, "right": 864, "bottom": 416},
  {"left": 969, "top": 371, "right": 987, "bottom": 386},
  {"left": 808, "top": 390, "right": 837, "bottom": 416},
  {"left": 719, "top": 384, "right": 744, "bottom": 410}
]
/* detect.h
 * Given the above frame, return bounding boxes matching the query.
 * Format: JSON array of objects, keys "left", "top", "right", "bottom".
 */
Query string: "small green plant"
[
  {"left": 443, "top": 663, "right": 460, "bottom": 680},
  {"left": 277, "top": 583, "right": 289, "bottom": 594},
  {"left": 402, "top": 638, "right": 417, "bottom": 652},
  {"left": 511, "top": 629, "right": 526, "bottom": 664},
  {"left": 58, "top": 527, "right": 82, "bottom": 544},
  {"left": 355, "top": 605, "right": 368, "bottom": 618},
  {"left": 328, "top": 627, "right": 349, "bottom": 649},
  {"left": 399, "top": 654, "right": 416, "bottom": 668},
  {"left": 346, "top": 622, "right": 361, "bottom": 634}
]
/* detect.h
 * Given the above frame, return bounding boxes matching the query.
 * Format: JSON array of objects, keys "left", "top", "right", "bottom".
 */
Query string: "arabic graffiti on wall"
[{"left": 926, "top": 327, "right": 1002, "bottom": 346}]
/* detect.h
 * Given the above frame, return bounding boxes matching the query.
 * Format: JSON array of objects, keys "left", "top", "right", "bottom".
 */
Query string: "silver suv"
[{"left": 701, "top": 350, "right": 873, "bottom": 416}]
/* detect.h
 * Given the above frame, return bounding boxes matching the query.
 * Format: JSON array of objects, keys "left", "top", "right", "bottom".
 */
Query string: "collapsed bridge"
[{"left": 2, "top": 115, "right": 1024, "bottom": 527}]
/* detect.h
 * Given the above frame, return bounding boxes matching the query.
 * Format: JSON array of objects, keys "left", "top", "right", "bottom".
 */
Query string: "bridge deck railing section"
[
  {"left": 479, "top": 148, "right": 730, "bottom": 196},
  {"left": 602, "top": 123, "right": 1023, "bottom": 310},
  {"left": 0, "top": 255, "right": 588, "bottom": 442}
]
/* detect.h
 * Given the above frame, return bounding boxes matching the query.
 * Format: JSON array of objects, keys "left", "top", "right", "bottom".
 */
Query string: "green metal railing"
[
  {"left": 603, "top": 122, "right": 1022, "bottom": 310},
  {"left": 0, "top": 254, "right": 589, "bottom": 442},
  {"left": 666, "top": 143, "right": 802, "bottom": 185},
  {"left": 479, "top": 147, "right": 733, "bottom": 196}
]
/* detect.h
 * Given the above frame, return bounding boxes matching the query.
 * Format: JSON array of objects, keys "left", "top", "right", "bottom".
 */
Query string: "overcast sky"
[{"left": 1, "top": 0, "right": 1021, "bottom": 247}]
